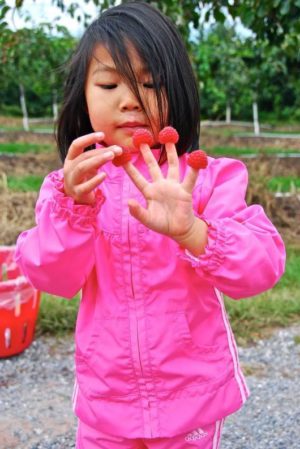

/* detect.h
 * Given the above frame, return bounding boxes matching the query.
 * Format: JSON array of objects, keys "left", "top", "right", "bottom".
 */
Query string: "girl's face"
[{"left": 85, "top": 43, "right": 166, "bottom": 151}]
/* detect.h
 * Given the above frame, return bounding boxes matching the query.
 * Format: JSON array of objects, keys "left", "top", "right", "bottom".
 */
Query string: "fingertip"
[
  {"left": 95, "top": 131, "right": 105, "bottom": 140},
  {"left": 98, "top": 172, "right": 106, "bottom": 181},
  {"left": 111, "top": 145, "right": 123, "bottom": 154}
]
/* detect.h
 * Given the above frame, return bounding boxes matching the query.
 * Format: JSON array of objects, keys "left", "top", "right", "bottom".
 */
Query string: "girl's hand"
[
  {"left": 63, "top": 132, "right": 122, "bottom": 205},
  {"left": 123, "top": 142, "right": 207, "bottom": 254}
]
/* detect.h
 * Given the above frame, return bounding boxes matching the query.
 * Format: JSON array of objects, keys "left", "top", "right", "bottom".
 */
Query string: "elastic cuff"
[
  {"left": 177, "top": 219, "right": 226, "bottom": 273},
  {"left": 48, "top": 171, "right": 105, "bottom": 228}
]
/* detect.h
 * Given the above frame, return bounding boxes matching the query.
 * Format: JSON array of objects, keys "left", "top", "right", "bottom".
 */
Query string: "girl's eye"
[
  {"left": 98, "top": 84, "right": 117, "bottom": 89},
  {"left": 143, "top": 82, "right": 155, "bottom": 89}
]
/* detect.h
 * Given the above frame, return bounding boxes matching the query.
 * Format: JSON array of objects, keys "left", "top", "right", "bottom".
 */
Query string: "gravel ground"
[{"left": 1, "top": 325, "right": 300, "bottom": 449}]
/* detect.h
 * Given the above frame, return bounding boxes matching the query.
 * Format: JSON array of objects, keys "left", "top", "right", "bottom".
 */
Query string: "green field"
[
  {"left": 1, "top": 141, "right": 300, "bottom": 157},
  {"left": 7, "top": 175, "right": 44, "bottom": 192},
  {"left": 225, "top": 246, "right": 300, "bottom": 345},
  {"left": 8, "top": 173, "right": 300, "bottom": 194},
  {"left": 267, "top": 176, "right": 300, "bottom": 192},
  {"left": 208, "top": 146, "right": 300, "bottom": 156},
  {"left": 0, "top": 142, "right": 53, "bottom": 154}
]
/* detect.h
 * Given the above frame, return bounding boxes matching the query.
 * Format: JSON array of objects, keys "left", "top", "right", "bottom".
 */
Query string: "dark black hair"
[{"left": 56, "top": 1, "right": 200, "bottom": 162}]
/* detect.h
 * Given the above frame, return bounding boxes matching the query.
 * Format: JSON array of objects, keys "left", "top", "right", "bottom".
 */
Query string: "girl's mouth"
[
  {"left": 118, "top": 121, "right": 147, "bottom": 128},
  {"left": 118, "top": 123, "right": 148, "bottom": 135}
]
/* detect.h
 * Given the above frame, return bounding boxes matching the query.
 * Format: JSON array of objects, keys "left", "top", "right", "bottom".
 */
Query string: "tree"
[
  {"left": 194, "top": 24, "right": 248, "bottom": 121},
  {"left": 1, "top": 0, "right": 299, "bottom": 123},
  {"left": 1, "top": 0, "right": 300, "bottom": 52},
  {"left": 0, "top": 25, "right": 75, "bottom": 124},
  {"left": 0, "top": 27, "right": 33, "bottom": 129},
  {"left": 28, "top": 25, "right": 76, "bottom": 120},
  {"left": 240, "top": 38, "right": 289, "bottom": 134}
]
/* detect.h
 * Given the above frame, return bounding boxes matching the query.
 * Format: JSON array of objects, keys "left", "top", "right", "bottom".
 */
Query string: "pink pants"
[{"left": 76, "top": 419, "right": 224, "bottom": 449}]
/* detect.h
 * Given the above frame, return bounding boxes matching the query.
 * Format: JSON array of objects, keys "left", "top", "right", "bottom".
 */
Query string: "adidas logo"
[{"left": 185, "top": 428, "right": 208, "bottom": 442}]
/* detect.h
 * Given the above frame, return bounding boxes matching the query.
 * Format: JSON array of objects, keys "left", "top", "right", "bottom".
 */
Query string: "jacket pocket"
[
  {"left": 175, "top": 312, "right": 222, "bottom": 358},
  {"left": 75, "top": 317, "right": 137, "bottom": 400},
  {"left": 148, "top": 311, "right": 231, "bottom": 393}
]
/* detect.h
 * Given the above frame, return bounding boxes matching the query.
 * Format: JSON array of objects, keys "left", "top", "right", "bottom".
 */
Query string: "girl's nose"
[{"left": 119, "top": 85, "right": 141, "bottom": 112}]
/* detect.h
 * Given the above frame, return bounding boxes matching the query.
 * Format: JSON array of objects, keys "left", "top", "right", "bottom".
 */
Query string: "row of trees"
[
  {"left": 0, "top": 24, "right": 76, "bottom": 129},
  {"left": 0, "top": 0, "right": 300, "bottom": 130},
  {"left": 193, "top": 24, "right": 300, "bottom": 129}
]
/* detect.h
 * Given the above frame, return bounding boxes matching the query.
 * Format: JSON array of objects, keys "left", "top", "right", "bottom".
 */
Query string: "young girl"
[{"left": 15, "top": 2, "right": 285, "bottom": 448}]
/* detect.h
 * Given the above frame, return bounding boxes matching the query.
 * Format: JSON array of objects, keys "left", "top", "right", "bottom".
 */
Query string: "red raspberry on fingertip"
[
  {"left": 187, "top": 150, "right": 208, "bottom": 170},
  {"left": 132, "top": 129, "right": 154, "bottom": 149},
  {"left": 112, "top": 147, "right": 132, "bottom": 166},
  {"left": 158, "top": 126, "right": 179, "bottom": 144}
]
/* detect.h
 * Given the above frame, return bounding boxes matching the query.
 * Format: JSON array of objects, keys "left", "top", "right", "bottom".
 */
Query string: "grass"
[
  {"left": 7, "top": 175, "right": 44, "bottom": 192},
  {"left": 36, "top": 294, "right": 80, "bottom": 336},
  {"left": 225, "top": 246, "right": 300, "bottom": 345},
  {"left": 208, "top": 146, "right": 300, "bottom": 156},
  {"left": 0, "top": 126, "right": 53, "bottom": 132},
  {"left": 9, "top": 173, "right": 299, "bottom": 194},
  {"left": 225, "top": 287, "right": 300, "bottom": 346},
  {"left": 262, "top": 129, "right": 300, "bottom": 135},
  {"left": 267, "top": 176, "right": 300, "bottom": 192},
  {"left": 35, "top": 247, "right": 300, "bottom": 345},
  {"left": 202, "top": 123, "right": 300, "bottom": 137},
  {"left": 0, "top": 120, "right": 54, "bottom": 133},
  {"left": 0, "top": 142, "right": 53, "bottom": 154}
]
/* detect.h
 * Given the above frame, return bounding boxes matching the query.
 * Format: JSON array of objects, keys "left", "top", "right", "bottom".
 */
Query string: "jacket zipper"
[
  {"left": 128, "top": 221, "right": 152, "bottom": 420},
  {"left": 127, "top": 188, "right": 152, "bottom": 435},
  {"left": 127, "top": 220, "right": 144, "bottom": 377}
]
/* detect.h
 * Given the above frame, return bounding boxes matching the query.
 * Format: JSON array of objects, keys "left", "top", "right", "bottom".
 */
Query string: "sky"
[
  {"left": 5, "top": 0, "right": 252, "bottom": 38},
  {"left": 5, "top": 0, "right": 100, "bottom": 36}
]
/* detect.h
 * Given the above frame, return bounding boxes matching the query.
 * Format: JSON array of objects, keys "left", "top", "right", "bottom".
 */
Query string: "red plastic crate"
[{"left": 0, "top": 246, "right": 40, "bottom": 358}]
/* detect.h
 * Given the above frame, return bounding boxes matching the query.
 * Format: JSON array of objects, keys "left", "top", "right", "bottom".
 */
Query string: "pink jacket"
[{"left": 15, "top": 151, "right": 285, "bottom": 438}]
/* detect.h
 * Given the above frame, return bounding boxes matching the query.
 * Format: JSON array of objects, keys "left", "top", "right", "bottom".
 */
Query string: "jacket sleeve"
[
  {"left": 178, "top": 157, "right": 286, "bottom": 299},
  {"left": 14, "top": 170, "right": 105, "bottom": 298}
]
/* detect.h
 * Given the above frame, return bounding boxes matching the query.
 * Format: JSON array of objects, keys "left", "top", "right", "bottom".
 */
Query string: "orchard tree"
[
  {"left": 28, "top": 25, "right": 76, "bottom": 120},
  {"left": 196, "top": 25, "right": 248, "bottom": 123},
  {"left": 0, "top": 27, "right": 35, "bottom": 130},
  {"left": 0, "top": 25, "right": 75, "bottom": 127},
  {"left": 240, "top": 38, "right": 289, "bottom": 134}
]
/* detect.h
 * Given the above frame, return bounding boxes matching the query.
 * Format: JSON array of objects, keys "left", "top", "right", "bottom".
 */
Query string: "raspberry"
[
  {"left": 112, "top": 147, "right": 132, "bottom": 166},
  {"left": 132, "top": 129, "right": 154, "bottom": 149},
  {"left": 187, "top": 150, "right": 208, "bottom": 170},
  {"left": 158, "top": 126, "right": 179, "bottom": 144}
]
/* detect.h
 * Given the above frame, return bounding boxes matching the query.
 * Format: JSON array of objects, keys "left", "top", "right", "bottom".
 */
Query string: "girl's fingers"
[
  {"left": 72, "top": 146, "right": 119, "bottom": 163},
  {"left": 66, "top": 132, "right": 105, "bottom": 160},
  {"left": 73, "top": 172, "right": 106, "bottom": 199},
  {"left": 181, "top": 167, "right": 200, "bottom": 194},
  {"left": 72, "top": 151, "right": 115, "bottom": 183},
  {"left": 123, "top": 162, "right": 149, "bottom": 193},
  {"left": 165, "top": 142, "right": 179, "bottom": 181},
  {"left": 140, "top": 143, "right": 163, "bottom": 181}
]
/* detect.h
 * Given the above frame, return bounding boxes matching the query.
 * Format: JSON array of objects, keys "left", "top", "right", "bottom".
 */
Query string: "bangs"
[{"left": 93, "top": 20, "right": 167, "bottom": 139}]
